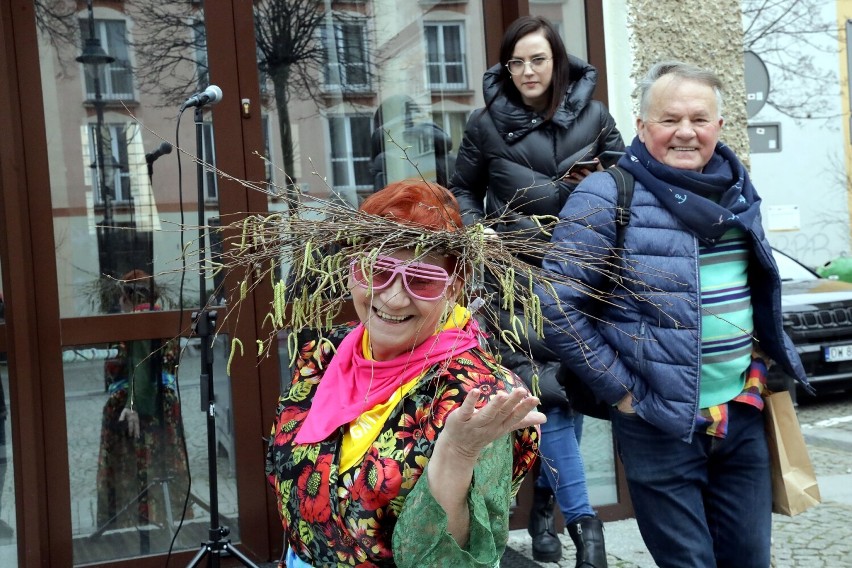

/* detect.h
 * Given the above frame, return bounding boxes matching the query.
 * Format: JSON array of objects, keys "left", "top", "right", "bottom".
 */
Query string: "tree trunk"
[{"left": 270, "top": 66, "right": 296, "bottom": 211}]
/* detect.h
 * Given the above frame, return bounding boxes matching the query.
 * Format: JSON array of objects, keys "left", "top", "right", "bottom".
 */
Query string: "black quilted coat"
[{"left": 450, "top": 56, "right": 625, "bottom": 409}]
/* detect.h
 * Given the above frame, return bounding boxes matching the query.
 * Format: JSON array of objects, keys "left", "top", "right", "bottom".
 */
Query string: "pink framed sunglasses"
[{"left": 349, "top": 255, "right": 453, "bottom": 301}]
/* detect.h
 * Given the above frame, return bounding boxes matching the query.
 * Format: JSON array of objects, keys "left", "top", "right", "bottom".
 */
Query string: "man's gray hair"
[{"left": 637, "top": 61, "right": 724, "bottom": 119}]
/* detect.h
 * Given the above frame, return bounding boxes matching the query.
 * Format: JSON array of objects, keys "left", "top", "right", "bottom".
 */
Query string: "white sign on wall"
[{"left": 766, "top": 205, "right": 801, "bottom": 232}]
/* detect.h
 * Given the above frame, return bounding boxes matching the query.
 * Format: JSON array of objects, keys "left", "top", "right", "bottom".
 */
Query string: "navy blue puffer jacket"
[{"left": 540, "top": 170, "right": 808, "bottom": 441}]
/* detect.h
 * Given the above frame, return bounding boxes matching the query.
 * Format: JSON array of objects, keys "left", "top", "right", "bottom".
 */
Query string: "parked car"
[{"left": 770, "top": 248, "right": 852, "bottom": 402}]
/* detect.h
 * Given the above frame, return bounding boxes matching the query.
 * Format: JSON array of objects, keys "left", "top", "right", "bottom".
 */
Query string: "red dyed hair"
[{"left": 359, "top": 179, "right": 463, "bottom": 232}]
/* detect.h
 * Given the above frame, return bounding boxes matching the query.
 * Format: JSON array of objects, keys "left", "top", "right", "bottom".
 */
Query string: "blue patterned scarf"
[{"left": 618, "top": 136, "right": 762, "bottom": 245}]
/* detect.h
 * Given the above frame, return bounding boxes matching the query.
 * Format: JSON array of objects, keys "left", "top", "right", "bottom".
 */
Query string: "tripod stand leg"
[
  {"left": 185, "top": 543, "right": 214, "bottom": 568},
  {"left": 184, "top": 539, "right": 260, "bottom": 568},
  {"left": 224, "top": 542, "right": 260, "bottom": 567}
]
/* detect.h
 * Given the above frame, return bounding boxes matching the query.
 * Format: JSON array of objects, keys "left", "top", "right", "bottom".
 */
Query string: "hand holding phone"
[{"left": 564, "top": 159, "right": 599, "bottom": 177}]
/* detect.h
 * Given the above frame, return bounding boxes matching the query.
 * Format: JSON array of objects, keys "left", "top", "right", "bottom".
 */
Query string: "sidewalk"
[
  {"left": 504, "top": 518, "right": 652, "bottom": 567},
  {"left": 501, "top": 432, "right": 852, "bottom": 567}
]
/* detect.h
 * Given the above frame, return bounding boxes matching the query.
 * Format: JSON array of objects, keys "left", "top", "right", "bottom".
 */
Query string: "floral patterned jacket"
[{"left": 265, "top": 324, "right": 539, "bottom": 567}]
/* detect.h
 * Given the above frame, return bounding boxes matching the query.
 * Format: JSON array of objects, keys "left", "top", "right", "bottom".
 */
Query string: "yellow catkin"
[
  {"left": 500, "top": 329, "right": 520, "bottom": 351},
  {"left": 288, "top": 332, "right": 299, "bottom": 368},
  {"left": 226, "top": 337, "right": 244, "bottom": 377},
  {"left": 239, "top": 280, "right": 248, "bottom": 300},
  {"left": 237, "top": 217, "right": 251, "bottom": 253},
  {"left": 273, "top": 280, "right": 286, "bottom": 328},
  {"left": 511, "top": 314, "right": 526, "bottom": 341},
  {"left": 300, "top": 241, "right": 313, "bottom": 278},
  {"left": 530, "top": 373, "right": 541, "bottom": 397}
]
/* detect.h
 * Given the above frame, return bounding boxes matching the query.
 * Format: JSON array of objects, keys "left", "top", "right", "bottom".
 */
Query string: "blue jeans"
[
  {"left": 535, "top": 406, "right": 595, "bottom": 524},
  {"left": 612, "top": 402, "right": 771, "bottom": 568}
]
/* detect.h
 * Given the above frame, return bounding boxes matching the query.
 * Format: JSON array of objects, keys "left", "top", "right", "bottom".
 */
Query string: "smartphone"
[
  {"left": 565, "top": 159, "right": 599, "bottom": 176},
  {"left": 597, "top": 150, "right": 625, "bottom": 169}
]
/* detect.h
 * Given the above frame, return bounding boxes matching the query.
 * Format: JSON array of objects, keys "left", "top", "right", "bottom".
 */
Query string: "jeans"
[
  {"left": 612, "top": 402, "right": 771, "bottom": 568},
  {"left": 535, "top": 406, "right": 595, "bottom": 524}
]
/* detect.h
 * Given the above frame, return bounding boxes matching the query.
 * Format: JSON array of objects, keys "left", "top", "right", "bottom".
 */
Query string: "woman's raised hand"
[{"left": 440, "top": 387, "right": 545, "bottom": 462}]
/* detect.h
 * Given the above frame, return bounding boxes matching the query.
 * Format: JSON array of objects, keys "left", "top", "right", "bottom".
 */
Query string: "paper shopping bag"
[{"left": 763, "top": 390, "right": 821, "bottom": 516}]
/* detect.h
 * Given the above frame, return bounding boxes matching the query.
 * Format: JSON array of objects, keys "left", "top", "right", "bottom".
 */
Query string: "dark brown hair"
[{"left": 497, "top": 15, "right": 572, "bottom": 120}]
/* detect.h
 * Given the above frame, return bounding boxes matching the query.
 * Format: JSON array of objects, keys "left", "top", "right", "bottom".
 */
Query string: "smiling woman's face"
[{"left": 348, "top": 249, "right": 460, "bottom": 361}]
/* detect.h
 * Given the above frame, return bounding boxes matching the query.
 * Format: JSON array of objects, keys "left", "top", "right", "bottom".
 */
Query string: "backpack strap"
[{"left": 605, "top": 166, "right": 635, "bottom": 278}]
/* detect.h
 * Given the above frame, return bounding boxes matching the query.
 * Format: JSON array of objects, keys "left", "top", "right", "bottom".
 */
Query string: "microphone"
[
  {"left": 180, "top": 84, "right": 223, "bottom": 111},
  {"left": 145, "top": 141, "right": 173, "bottom": 164}
]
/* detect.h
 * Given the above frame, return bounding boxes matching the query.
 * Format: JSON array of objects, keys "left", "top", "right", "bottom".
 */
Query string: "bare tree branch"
[{"left": 743, "top": 0, "right": 840, "bottom": 120}]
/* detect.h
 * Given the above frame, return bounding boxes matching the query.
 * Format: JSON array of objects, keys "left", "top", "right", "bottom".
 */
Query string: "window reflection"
[
  {"left": 0, "top": 287, "right": 15, "bottom": 563},
  {"left": 79, "top": 18, "right": 134, "bottom": 101},
  {"left": 258, "top": 0, "right": 487, "bottom": 212},
  {"left": 63, "top": 334, "right": 238, "bottom": 564},
  {"left": 41, "top": 1, "right": 215, "bottom": 317}
]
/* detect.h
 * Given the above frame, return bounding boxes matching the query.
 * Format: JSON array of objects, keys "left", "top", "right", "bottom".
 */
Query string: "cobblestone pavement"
[{"left": 502, "top": 390, "right": 852, "bottom": 567}]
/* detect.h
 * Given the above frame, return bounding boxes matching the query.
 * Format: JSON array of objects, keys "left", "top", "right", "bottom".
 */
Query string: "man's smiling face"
[{"left": 636, "top": 74, "right": 723, "bottom": 172}]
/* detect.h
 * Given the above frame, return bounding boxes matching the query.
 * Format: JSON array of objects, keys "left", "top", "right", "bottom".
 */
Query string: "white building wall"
[{"left": 748, "top": 0, "right": 850, "bottom": 268}]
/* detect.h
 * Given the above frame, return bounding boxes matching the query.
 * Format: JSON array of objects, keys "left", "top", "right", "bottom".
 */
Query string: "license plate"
[{"left": 825, "top": 345, "right": 852, "bottom": 362}]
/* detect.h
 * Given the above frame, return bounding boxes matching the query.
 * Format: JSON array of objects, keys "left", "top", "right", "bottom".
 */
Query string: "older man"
[{"left": 539, "top": 61, "right": 810, "bottom": 568}]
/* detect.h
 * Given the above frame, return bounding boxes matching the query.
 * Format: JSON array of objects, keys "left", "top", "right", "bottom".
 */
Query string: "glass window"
[
  {"left": 192, "top": 20, "right": 209, "bottom": 90},
  {"left": 529, "top": 0, "right": 588, "bottom": 60},
  {"left": 62, "top": 333, "right": 239, "bottom": 564},
  {"left": 432, "top": 110, "right": 468, "bottom": 157},
  {"left": 328, "top": 114, "right": 372, "bottom": 203},
  {"left": 201, "top": 122, "right": 218, "bottom": 201},
  {"left": 38, "top": 1, "right": 239, "bottom": 563},
  {"left": 79, "top": 19, "right": 134, "bottom": 101},
  {"left": 321, "top": 19, "right": 370, "bottom": 91},
  {"left": 0, "top": 278, "right": 16, "bottom": 562},
  {"left": 85, "top": 122, "right": 139, "bottom": 204},
  {"left": 425, "top": 22, "right": 467, "bottom": 90}
]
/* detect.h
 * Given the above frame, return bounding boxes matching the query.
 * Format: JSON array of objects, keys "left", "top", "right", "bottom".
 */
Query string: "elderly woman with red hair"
[{"left": 265, "top": 180, "right": 543, "bottom": 567}]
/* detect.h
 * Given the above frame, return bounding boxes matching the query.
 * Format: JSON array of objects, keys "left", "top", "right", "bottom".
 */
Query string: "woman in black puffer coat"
[{"left": 449, "top": 16, "right": 623, "bottom": 568}]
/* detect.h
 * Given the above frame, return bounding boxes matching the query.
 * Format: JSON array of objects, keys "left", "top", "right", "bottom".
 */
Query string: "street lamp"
[{"left": 76, "top": 0, "right": 115, "bottom": 229}]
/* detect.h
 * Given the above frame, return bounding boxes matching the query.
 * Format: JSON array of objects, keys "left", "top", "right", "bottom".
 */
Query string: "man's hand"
[{"left": 616, "top": 392, "right": 636, "bottom": 414}]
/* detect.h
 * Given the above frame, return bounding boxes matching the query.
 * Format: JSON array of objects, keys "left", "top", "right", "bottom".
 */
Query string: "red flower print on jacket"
[
  {"left": 297, "top": 454, "right": 333, "bottom": 524},
  {"left": 349, "top": 448, "right": 402, "bottom": 511},
  {"left": 275, "top": 406, "right": 308, "bottom": 446},
  {"left": 396, "top": 405, "right": 436, "bottom": 449}
]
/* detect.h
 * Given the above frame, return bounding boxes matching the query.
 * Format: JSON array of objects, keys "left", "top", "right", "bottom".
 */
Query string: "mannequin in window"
[{"left": 96, "top": 270, "right": 191, "bottom": 530}]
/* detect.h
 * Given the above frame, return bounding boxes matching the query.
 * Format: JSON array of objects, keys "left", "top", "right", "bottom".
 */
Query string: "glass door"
[{"left": 34, "top": 0, "right": 248, "bottom": 563}]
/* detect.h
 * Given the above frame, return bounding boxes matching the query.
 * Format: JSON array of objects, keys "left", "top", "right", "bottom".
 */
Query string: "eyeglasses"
[
  {"left": 505, "top": 56, "right": 552, "bottom": 75},
  {"left": 349, "top": 255, "right": 452, "bottom": 301}
]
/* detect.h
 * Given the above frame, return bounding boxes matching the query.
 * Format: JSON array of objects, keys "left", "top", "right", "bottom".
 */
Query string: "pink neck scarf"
[{"left": 294, "top": 307, "right": 481, "bottom": 444}]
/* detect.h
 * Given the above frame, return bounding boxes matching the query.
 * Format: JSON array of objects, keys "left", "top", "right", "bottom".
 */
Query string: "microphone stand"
[{"left": 186, "top": 105, "right": 258, "bottom": 568}]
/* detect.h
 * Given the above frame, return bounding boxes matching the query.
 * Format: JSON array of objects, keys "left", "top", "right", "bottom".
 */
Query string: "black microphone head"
[{"left": 159, "top": 141, "right": 173, "bottom": 155}]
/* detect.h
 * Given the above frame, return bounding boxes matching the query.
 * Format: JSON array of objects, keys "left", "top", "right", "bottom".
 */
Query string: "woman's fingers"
[{"left": 469, "top": 388, "right": 541, "bottom": 432}]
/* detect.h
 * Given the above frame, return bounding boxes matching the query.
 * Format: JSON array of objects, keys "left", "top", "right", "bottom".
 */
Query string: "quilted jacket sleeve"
[{"left": 538, "top": 172, "right": 643, "bottom": 405}]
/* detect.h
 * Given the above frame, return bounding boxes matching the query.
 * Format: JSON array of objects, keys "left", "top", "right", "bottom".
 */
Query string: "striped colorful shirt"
[
  {"left": 695, "top": 357, "right": 767, "bottom": 438},
  {"left": 698, "top": 230, "right": 754, "bottom": 408}
]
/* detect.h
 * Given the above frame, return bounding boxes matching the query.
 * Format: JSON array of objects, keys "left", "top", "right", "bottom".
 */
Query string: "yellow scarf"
[{"left": 339, "top": 305, "right": 471, "bottom": 472}]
